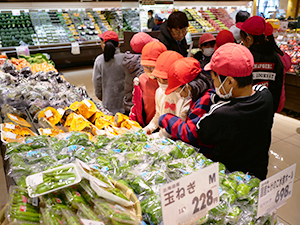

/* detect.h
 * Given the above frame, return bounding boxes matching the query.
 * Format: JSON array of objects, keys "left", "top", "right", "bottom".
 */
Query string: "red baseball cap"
[
  {"left": 265, "top": 22, "right": 273, "bottom": 36},
  {"left": 141, "top": 42, "right": 167, "bottom": 66},
  {"left": 130, "top": 32, "right": 158, "bottom": 53},
  {"left": 215, "top": 30, "right": 235, "bottom": 50},
  {"left": 204, "top": 43, "right": 254, "bottom": 77},
  {"left": 199, "top": 33, "right": 216, "bottom": 46},
  {"left": 236, "top": 16, "right": 266, "bottom": 36},
  {"left": 98, "top": 31, "right": 119, "bottom": 43},
  {"left": 166, "top": 58, "right": 201, "bottom": 95},
  {"left": 152, "top": 51, "right": 183, "bottom": 79}
]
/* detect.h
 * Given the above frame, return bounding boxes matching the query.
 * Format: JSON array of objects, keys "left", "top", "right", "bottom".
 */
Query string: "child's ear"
[{"left": 228, "top": 76, "right": 235, "bottom": 85}]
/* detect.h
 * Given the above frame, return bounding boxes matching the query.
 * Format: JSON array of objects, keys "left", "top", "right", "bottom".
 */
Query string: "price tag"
[
  {"left": 71, "top": 42, "right": 80, "bottom": 55},
  {"left": 57, "top": 108, "right": 64, "bottom": 115},
  {"left": 19, "top": 205, "right": 26, "bottom": 212},
  {"left": 277, "top": 35, "right": 284, "bottom": 41},
  {"left": 12, "top": 10, "right": 21, "bottom": 16},
  {"left": 43, "top": 129, "right": 52, "bottom": 134},
  {"left": 160, "top": 163, "right": 219, "bottom": 225},
  {"left": 29, "top": 173, "right": 44, "bottom": 187},
  {"left": 15, "top": 46, "right": 30, "bottom": 56},
  {"left": 6, "top": 132, "right": 17, "bottom": 140},
  {"left": 81, "top": 219, "right": 105, "bottom": 225},
  {"left": 5, "top": 123, "right": 15, "bottom": 129},
  {"left": 9, "top": 114, "right": 18, "bottom": 121},
  {"left": 24, "top": 9, "right": 29, "bottom": 13},
  {"left": 83, "top": 99, "right": 92, "bottom": 108},
  {"left": 256, "top": 164, "right": 296, "bottom": 218},
  {"left": 45, "top": 9, "right": 49, "bottom": 12},
  {"left": 44, "top": 110, "right": 53, "bottom": 118},
  {"left": 58, "top": 9, "right": 62, "bottom": 12}
]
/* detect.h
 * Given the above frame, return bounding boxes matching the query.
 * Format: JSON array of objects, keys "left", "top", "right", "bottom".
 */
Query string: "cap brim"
[
  {"left": 204, "top": 62, "right": 212, "bottom": 71},
  {"left": 165, "top": 84, "right": 180, "bottom": 95},
  {"left": 152, "top": 69, "right": 168, "bottom": 79},
  {"left": 98, "top": 33, "right": 104, "bottom": 40},
  {"left": 140, "top": 59, "right": 156, "bottom": 67},
  {"left": 236, "top": 22, "right": 244, "bottom": 30}
]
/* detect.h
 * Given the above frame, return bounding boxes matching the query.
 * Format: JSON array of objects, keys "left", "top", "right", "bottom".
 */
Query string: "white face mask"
[
  {"left": 203, "top": 47, "right": 215, "bottom": 57},
  {"left": 148, "top": 15, "right": 152, "bottom": 19},
  {"left": 158, "top": 82, "right": 168, "bottom": 91},
  {"left": 146, "top": 72, "right": 155, "bottom": 79},
  {"left": 175, "top": 84, "right": 192, "bottom": 101},
  {"left": 215, "top": 76, "right": 233, "bottom": 99}
]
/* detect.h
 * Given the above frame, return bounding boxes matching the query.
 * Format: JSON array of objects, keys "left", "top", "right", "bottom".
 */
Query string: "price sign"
[
  {"left": 257, "top": 164, "right": 296, "bottom": 218},
  {"left": 43, "top": 129, "right": 52, "bottom": 134},
  {"left": 44, "top": 110, "right": 53, "bottom": 118},
  {"left": 160, "top": 163, "right": 219, "bottom": 225},
  {"left": 71, "top": 42, "right": 80, "bottom": 55},
  {"left": 57, "top": 108, "right": 64, "bottom": 116},
  {"left": 83, "top": 99, "right": 92, "bottom": 108},
  {"left": 5, "top": 123, "right": 15, "bottom": 129},
  {"left": 6, "top": 131, "right": 16, "bottom": 140},
  {"left": 12, "top": 10, "right": 21, "bottom": 16}
]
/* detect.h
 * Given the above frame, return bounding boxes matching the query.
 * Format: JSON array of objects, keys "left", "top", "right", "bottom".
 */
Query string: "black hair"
[
  {"left": 201, "top": 40, "right": 216, "bottom": 48},
  {"left": 148, "top": 10, "right": 153, "bottom": 14},
  {"left": 266, "top": 35, "right": 284, "bottom": 56},
  {"left": 167, "top": 11, "right": 188, "bottom": 30},
  {"left": 236, "top": 11, "right": 250, "bottom": 23},
  {"left": 187, "top": 71, "right": 213, "bottom": 100},
  {"left": 219, "top": 74, "right": 252, "bottom": 88},
  {"left": 240, "top": 30, "right": 266, "bottom": 45},
  {"left": 104, "top": 40, "right": 118, "bottom": 62}
]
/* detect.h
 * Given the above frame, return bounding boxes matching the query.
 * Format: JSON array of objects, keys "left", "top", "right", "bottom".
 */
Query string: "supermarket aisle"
[
  {"left": 61, "top": 66, "right": 300, "bottom": 225},
  {"left": 0, "top": 66, "right": 299, "bottom": 223}
]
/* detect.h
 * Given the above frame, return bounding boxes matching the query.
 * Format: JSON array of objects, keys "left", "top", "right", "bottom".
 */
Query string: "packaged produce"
[{"left": 26, "top": 163, "right": 81, "bottom": 197}]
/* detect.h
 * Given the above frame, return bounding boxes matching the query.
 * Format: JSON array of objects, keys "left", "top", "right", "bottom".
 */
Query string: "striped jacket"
[{"left": 158, "top": 89, "right": 215, "bottom": 153}]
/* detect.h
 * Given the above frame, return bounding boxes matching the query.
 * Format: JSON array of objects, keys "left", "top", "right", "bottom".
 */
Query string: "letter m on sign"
[{"left": 209, "top": 173, "right": 216, "bottom": 184}]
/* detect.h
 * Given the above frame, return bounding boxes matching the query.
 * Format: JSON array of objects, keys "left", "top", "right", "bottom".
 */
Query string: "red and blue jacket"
[{"left": 159, "top": 89, "right": 215, "bottom": 155}]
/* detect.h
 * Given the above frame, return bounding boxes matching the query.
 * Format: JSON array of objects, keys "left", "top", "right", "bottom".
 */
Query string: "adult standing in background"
[
  {"left": 93, "top": 31, "right": 125, "bottom": 114},
  {"left": 147, "top": 10, "right": 155, "bottom": 30},
  {"left": 158, "top": 11, "right": 189, "bottom": 57},
  {"left": 229, "top": 10, "right": 250, "bottom": 43}
]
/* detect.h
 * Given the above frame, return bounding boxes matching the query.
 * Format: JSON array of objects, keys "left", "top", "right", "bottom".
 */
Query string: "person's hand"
[{"left": 143, "top": 127, "right": 152, "bottom": 135}]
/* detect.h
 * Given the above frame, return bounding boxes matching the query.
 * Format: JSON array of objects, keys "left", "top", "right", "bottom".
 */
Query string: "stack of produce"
[
  {"left": 3, "top": 130, "right": 282, "bottom": 225},
  {"left": 93, "top": 11, "right": 113, "bottom": 33},
  {"left": 280, "top": 38, "right": 300, "bottom": 74},
  {"left": 58, "top": 12, "right": 80, "bottom": 42},
  {"left": 200, "top": 9, "right": 230, "bottom": 31},
  {"left": 68, "top": 10, "right": 100, "bottom": 41},
  {"left": 123, "top": 9, "right": 140, "bottom": 32},
  {"left": 209, "top": 8, "right": 234, "bottom": 29},
  {"left": 0, "top": 12, "right": 35, "bottom": 47},
  {"left": 184, "top": 9, "right": 216, "bottom": 33},
  {"left": 100, "top": 10, "right": 123, "bottom": 38}
]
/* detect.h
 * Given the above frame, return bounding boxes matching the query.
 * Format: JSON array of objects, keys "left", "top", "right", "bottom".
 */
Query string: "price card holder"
[
  {"left": 71, "top": 42, "right": 80, "bottom": 55},
  {"left": 15, "top": 46, "right": 30, "bottom": 56},
  {"left": 160, "top": 163, "right": 219, "bottom": 225},
  {"left": 256, "top": 163, "right": 296, "bottom": 218},
  {"left": 12, "top": 10, "right": 21, "bottom": 16}
]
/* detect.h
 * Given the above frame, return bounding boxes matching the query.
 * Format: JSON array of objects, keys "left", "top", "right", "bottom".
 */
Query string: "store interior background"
[{"left": 1, "top": 0, "right": 300, "bottom": 224}]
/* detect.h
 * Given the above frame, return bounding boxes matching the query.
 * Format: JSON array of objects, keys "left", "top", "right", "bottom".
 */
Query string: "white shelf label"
[
  {"left": 160, "top": 163, "right": 219, "bottom": 225},
  {"left": 71, "top": 42, "right": 80, "bottom": 55},
  {"left": 6, "top": 131, "right": 17, "bottom": 140},
  {"left": 9, "top": 114, "right": 18, "bottom": 121},
  {"left": 44, "top": 110, "right": 53, "bottom": 118},
  {"left": 57, "top": 108, "right": 64, "bottom": 115},
  {"left": 12, "top": 10, "right": 21, "bottom": 16},
  {"left": 5, "top": 123, "right": 15, "bottom": 129},
  {"left": 257, "top": 164, "right": 296, "bottom": 218},
  {"left": 81, "top": 219, "right": 105, "bottom": 225},
  {"left": 83, "top": 99, "right": 92, "bottom": 108},
  {"left": 24, "top": 9, "right": 29, "bottom": 13},
  {"left": 29, "top": 173, "right": 44, "bottom": 187},
  {"left": 43, "top": 129, "right": 52, "bottom": 134}
]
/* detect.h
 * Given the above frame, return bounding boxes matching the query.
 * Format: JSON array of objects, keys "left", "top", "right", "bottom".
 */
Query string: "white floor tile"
[
  {"left": 272, "top": 136, "right": 281, "bottom": 144},
  {"left": 284, "top": 134, "right": 300, "bottom": 148},
  {"left": 272, "top": 114, "right": 300, "bottom": 139}
]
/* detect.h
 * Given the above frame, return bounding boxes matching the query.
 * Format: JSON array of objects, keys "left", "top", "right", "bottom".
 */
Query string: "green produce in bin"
[
  {"left": 220, "top": 187, "right": 236, "bottom": 204},
  {"left": 130, "top": 142, "right": 146, "bottom": 152},
  {"left": 96, "top": 156, "right": 112, "bottom": 168},
  {"left": 63, "top": 188, "right": 87, "bottom": 209},
  {"left": 227, "top": 205, "right": 242, "bottom": 222},
  {"left": 169, "top": 145, "right": 185, "bottom": 159},
  {"left": 125, "top": 152, "right": 142, "bottom": 166},
  {"left": 95, "top": 135, "right": 112, "bottom": 148},
  {"left": 209, "top": 201, "right": 228, "bottom": 217},
  {"left": 140, "top": 195, "right": 162, "bottom": 225},
  {"left": 51, "top": 139, "right": 68, "bottom": 152},
  {"left": 68, "top": 132, "right": 90, "bottom": 147},
  {"left": 158, "top": 154, "right": 173, "bottom": 162},
  {"left": 61, "top": 209, "right": 82, "bottom": 225},
  {"left": 167, "top": 161, "right": 185, "bottom": 169},
  {"left": 248, "top": 177, "right": 260, "bottom": 188},
  {"left": 222, "top": 177, "right": 238, "bottom": 190},
  {"left": 25, "top": 135, "right": 49, "bottom": 149},
  {"left": 74, "top": 148, "right": 93, "bottom": 163},
  {"left": 236, "top": 183, "right": 252, "bottom": 199},
  {"left": 131, "top": 177, "right": 153, "bottom": 195}
]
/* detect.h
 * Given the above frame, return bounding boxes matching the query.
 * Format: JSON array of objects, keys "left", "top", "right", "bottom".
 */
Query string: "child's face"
[
  {"left": 143, "top": 66, "right": 155, "bottom": 79},
  {"left": 156, "top": 77, "right": 168, "bottom": 84}
]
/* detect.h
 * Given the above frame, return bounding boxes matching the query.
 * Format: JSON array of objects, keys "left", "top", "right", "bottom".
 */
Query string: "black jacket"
[
  {"left": 197, "top": 85, "right": 274, "bottom": 180},
  {"left": 250, "top": 43, "right": 284, "bottom": 113},
  {"left": 194, "top": 51, "right": 212, "bottom": 69},
  {"left": 147, "top": 17, "right": 155, "bottom": 29},
  {"left": 157, "top": 22, "right": 188, "bottom": 57}
]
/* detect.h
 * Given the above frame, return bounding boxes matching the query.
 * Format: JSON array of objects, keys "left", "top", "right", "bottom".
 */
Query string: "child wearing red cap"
[
  {"left": 129, "top": 42, "right": 167, "bottom": 127},
  {"left": 215, "top": 30, "right": 235, "bottom": 50},
  {"left": 237, "top": 16, "right": 284, "bottom": 113},
  {"left": 265, "top": 22, "right": 291, "bottom": 112},
  {"left": 122, "top": 32, "right": 157, "bottom": 114},
  {"left": 93, "top": 31, "right": 125, "bottom": 114},
  {"left": 143, "top": 51, "right": 186, "bottom": 136},
  {"left": 198, "top": 43, "right": 274, "bottom": 180},
  {"left": 194, "top": 33, "right": 216, "bottom": 68},
  {"left": 158, "top": 57, "right": 215, "bottom": 154}
]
